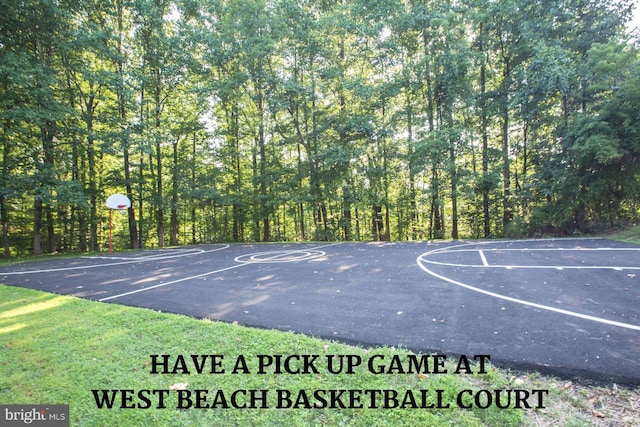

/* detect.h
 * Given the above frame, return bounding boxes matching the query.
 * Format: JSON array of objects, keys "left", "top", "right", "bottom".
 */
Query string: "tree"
[
  {"left": 0, "top": 0, "right": 637, "bottom": 253},
  {"left": 0, "top": 0, "right": 77, "bottom": 254}
]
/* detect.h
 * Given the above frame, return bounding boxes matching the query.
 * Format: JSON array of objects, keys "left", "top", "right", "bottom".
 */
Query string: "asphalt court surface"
[{"left": 1, "top": 238, "right": 639, "bottom": 385}]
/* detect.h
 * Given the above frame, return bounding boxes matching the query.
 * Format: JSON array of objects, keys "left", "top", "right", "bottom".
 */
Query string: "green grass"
[
  {"left": 607, "top": 224, "right": 640, "bottom": 245},
  {"left": 0, "top": 285, "right": 530, "bottom": 426}
]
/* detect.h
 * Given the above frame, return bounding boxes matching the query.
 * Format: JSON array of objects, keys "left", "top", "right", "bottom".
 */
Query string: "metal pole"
[{"left": 109, "top": 209, "right": 113, "bottom": 254}]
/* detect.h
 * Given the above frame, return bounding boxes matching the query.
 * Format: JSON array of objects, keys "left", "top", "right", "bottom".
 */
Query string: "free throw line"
[
  {"left": 99, "top": 242, "right": 342, "bottom": 302},
  {"left": 478, "top": 250, "right": 489, "bottom": 267},
  {"left": 417, "top": 242, "right": 640, "bottom": 331}
]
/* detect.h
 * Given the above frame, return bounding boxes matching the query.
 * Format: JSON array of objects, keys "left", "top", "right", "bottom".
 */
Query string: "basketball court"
[{"left": 1, "top": 238, "right": 639, "bottom": 385}]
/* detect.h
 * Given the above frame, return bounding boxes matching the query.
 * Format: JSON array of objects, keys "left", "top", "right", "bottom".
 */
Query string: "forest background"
[{"left": 1, "top": 0, "right": 639, "bottom": 256}]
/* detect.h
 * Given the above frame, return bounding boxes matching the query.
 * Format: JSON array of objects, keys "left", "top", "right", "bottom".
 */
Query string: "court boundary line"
[
  {"left": 416, "top": 240, "right": 640, "bottom": 332},
  {"left": 98, "top": 242, "right": 342, "bottom": 302},
  {"left": 421, "top": 246, "right": 640, "bottom": 270},
  {"left": 0, "top": 245, "right": 230, "bottom": 275},
  {"left": 83, "top": 248, "right": 206, "bottom": 261},
  {"left": 98, "top": 263, "right": 246, "bottom": 302}
]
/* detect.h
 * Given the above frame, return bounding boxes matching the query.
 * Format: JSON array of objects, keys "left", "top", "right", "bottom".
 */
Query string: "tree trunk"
[
  {"left": 343, "top": 185, "right": 352, "bottom": 241},
  {"left": 448, "top": 110, "right": 459, "bottom": 240},
  {"left": 138, "top": 150, "right": 145, "bottom": 249},
  {"left": 1, "top": 126, "right": 11, "bottom": 257},
  {"left": 33, "top": 198, "right": 43, "bottom": 255},
  {"left": 502, "top": 101, "right": 512, "bottom": 229},
  {"left": 46, "top": 205, "right": 55, "bottom": 253},
  {"left": 299, "top": 204, "right": 305, "bottom": 240},
  {"left": 118, "top": 0, "right": 139, "bottom": 249},
  {"left": 257, "top": 94, "right": 270, "bottom": 242},
  {"left": 406, "top": 85, "right": 417, "bottom": 240},
  {"left": 479, "top": 23, "right": 491, "bottom": 238},
  {"left": 191, "top": 133, "right": 197, "bottom": 244},
  {"left": 450, "top": 143, "right": 459, "bottom": 240},
  {"left": 501, "top": 47, "right": 513, "bottom": 230},
  {"left": 170, "top": 138, "right": 179, "bottom": 246},
  {"left": 372, "top": 205, "right": 383, "bottom": 241},
  {"left": 0, "top": 196, "right": 9, "bottom": 258},
  {"left": 42, "top": 120, "right": 56, "bottom": 253},
  {"left": 155, "top": 72, "right": 165, "bottom": 247},
  {"left": 87, "top": 105, "right": 98, "bottom": 251},
  {"left": 431, "top": 166, "right": 444, "bottom": 239}
]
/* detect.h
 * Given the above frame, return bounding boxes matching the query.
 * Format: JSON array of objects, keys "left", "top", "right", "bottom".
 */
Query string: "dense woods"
[{"left": 1, "top": 0, "right": 639, "bottom": 255}]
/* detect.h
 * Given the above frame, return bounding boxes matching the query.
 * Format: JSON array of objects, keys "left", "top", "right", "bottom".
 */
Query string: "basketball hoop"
[
  {"left": 106, "top": 194, "right": 131, "bottom": 254},
  {"left": 106, "top": 194, "right": 131, "bottom": 210}
]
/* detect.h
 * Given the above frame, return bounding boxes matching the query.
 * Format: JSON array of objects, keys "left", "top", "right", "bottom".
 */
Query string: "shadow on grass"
[{"left": 0, "top": 284, "right": 525, "bottom": 427}]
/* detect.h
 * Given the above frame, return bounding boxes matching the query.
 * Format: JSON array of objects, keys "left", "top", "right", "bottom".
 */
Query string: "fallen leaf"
[
  {"left": 417, "top": 373, "right": 429, "bottom": 380},
  {"left": 592, "top": 409, "right": 605, "bottom": 418},
  {"left": 512, "top": 377, "right": 525, "bottom": 387},
  {"left": 170, "top": 382, "right": 188, "bottom": 391}
]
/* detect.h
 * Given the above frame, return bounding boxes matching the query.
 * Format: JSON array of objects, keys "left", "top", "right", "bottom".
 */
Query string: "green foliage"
[{"left": 0, "top": 0, "right": 639, "bottom": 253}]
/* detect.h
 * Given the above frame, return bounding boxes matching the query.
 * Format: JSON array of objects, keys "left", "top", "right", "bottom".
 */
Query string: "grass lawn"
[{"left": 606, "top": 224, "right": 640, "bottom": 245}]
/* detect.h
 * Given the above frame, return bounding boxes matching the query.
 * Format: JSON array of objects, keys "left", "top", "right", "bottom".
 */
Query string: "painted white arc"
[
  {"left": 422, "top": 245, "right": 640, "bottom": 270},
  {"left": 416, "top": 241, "right": 640, "bottom": 332},
  {"left": 99, "top": 242, "right": 343, "bottom": 302}
]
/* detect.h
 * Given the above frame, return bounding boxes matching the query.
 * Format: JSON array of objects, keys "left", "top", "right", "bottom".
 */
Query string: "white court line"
[
  {"left": 427, "top": 247, "right": 640, "bottom": 253},
  {"left": 422, "top": 245, "right": 640, "bottom": 270},
  {"left": 235, "top": 249, "right": 326, "bottom": 263},
  {"left": 416, "top": 242, "right": 640, "bottom": 332},
  {"left": 80, "top": 249, "right": 200, "bottom": 261},
  {"left": 82, "top": 248, "right": 204, "bottom": 261},
  {"left": 478, "top": 250, "right": 489, "bottom": 267},
  {"left": 99, "top": 242, "right": 342, "bottom": 302},
  {"left": 0, "top": 245, "right": 230, "bottom": 275},
  {"left": 98, "top": 263, "right": 246, "bottom": 302},
  {"left": 422, "top": 260, "right": 640, "bottom": 270}
]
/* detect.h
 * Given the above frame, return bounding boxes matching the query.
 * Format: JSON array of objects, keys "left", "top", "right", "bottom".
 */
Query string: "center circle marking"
[{"left": 235, "top": 250, "right": 326, "bottom": 264}]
